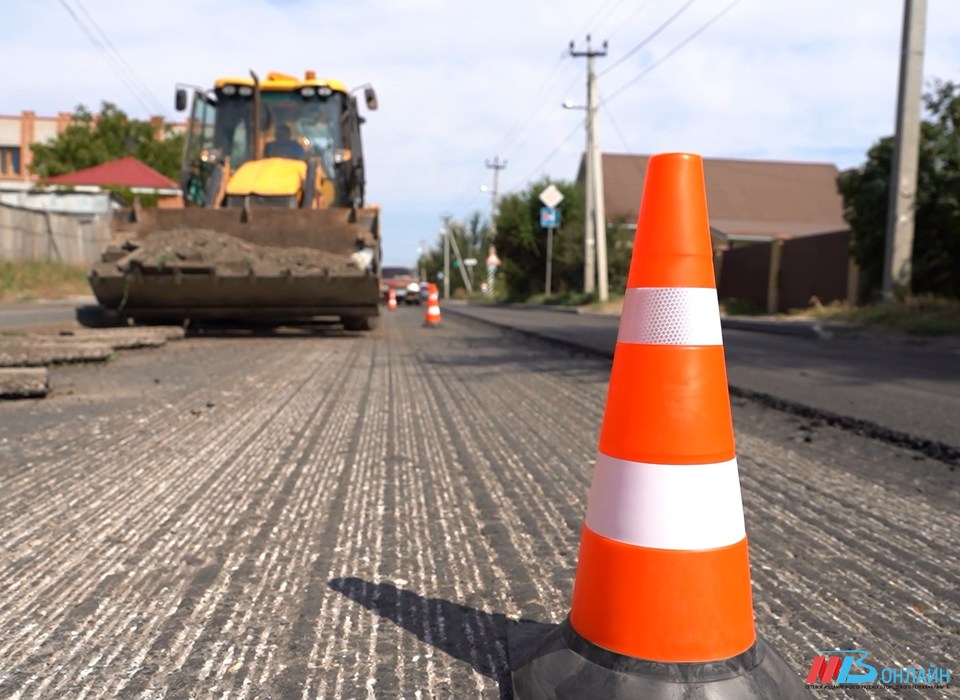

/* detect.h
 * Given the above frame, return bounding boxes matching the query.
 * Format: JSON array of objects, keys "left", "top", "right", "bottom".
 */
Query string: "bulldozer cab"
[
  {"left": 178, "top": 72, "right": 372, "bottom": 210},
  {"left": 89, "top": 70, "right": 383, "bottom": 331}
]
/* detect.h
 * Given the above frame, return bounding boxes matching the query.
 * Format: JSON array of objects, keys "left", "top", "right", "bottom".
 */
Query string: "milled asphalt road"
[
  {"left": 0, "top": 307, "right": 957, "bottom": 699},
  {"left": 447, "top": 303, "right": 960, "bottom": 462}
]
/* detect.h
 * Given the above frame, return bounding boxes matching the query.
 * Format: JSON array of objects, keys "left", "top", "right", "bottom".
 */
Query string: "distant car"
[{"left": 381, "top": 266, "right": 421, "bottom": 305}]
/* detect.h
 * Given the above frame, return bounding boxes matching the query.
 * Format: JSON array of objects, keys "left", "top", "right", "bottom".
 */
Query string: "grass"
[
  {"left": 0, "top": 261, "right": 91, "bottom": 301},
  {"left": 719, "top": 298, "right": 766, "bottom": 316},
  {"left": 526, "top": 290, "right": 598, "bottom": 307},
  {"left": 789, "top": 296, "right": 960, "bottom": 337}
]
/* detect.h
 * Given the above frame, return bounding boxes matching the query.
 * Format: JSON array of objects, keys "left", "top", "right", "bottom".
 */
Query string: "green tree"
[
  {"left": 420, "top": 211, "right": 494, "bottom": 295},
  {"left": 423, "top": 178, "right": 634, "bottom": 302},
  {"left": 493, "top": 178, "right": 587, "bottom": 300},
  {"left": 839, "top": 79, "right": 960, "bottom": 299},
  {"left": 30, "top": 102, "right": 184, "bottom": 182}
]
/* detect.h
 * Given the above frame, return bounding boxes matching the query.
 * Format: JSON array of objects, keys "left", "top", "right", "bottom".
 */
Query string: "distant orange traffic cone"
[
  {"left": 510, "top": 153, "right": 808, "bottom": 698},
  {"left": 424, "top": 283, "right": 441, "bottom": 327},
  {"left": 387, "top": 287, "right": 398, "bottom": 310}
]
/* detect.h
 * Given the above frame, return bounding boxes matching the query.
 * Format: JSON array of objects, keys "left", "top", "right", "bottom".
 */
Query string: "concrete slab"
[
  {"left": 47, "top": 328, "right": 170, "bottom": 350},
  {"left": 0, "top": 367, "right": 48, "bottom": 399},
  {"left": 0, "top": 337, "right": 113, "bottom": 367}
]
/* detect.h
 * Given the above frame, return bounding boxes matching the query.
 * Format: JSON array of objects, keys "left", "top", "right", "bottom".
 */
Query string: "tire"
[
  {"left": 341, "top": 315, "right": 380, "bottom": 332},
  {"left": 75, "top": 305, "right": 124, "bottom": 328}
]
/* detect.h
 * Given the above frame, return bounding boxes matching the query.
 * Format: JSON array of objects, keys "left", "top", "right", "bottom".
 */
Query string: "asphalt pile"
[{"left": 109, "top": 228, "right": 357, "bottom": 276}]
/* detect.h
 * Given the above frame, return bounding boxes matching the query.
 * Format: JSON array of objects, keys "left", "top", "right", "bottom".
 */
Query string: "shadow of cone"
[
  {"left": 509, "top": 153, "right": 810, "bottom": 699},
  {"left": 424, "top": 283, "right": 441, "bottom": 327}
]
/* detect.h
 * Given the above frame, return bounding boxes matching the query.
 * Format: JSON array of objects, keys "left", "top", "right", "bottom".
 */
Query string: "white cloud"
[{"left": 3, "top": 0, "right": 959, "bottom": 265}]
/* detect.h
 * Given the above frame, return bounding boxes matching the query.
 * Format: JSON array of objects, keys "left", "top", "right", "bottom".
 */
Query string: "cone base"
[{"left": 509, "top": 619, "right": 809, "bottom": 699}]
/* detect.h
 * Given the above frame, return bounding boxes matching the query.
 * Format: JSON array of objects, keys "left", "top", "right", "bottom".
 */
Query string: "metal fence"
[
  {"left": 0, "top": 203, "right": 112, "bottom": 265},
  {"left": 717, "top": 229, "right": 855, "bottom": 313}
]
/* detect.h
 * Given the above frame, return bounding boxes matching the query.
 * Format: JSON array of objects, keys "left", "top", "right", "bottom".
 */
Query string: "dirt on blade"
[{"left": 110, "top": 228, "right": 358, "bottom": 276}]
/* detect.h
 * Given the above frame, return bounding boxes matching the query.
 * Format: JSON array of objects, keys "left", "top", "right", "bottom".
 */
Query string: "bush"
[{"left": 719, "top": 297, "right": 765, "bottom": 316}]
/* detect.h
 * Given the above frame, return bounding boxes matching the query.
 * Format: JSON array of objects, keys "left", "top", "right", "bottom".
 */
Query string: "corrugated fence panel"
[{"left": 0, "top": 204, "right": 112, "bottom": 264}]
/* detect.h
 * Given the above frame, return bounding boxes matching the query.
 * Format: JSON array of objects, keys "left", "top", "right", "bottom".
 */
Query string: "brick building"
[{"left": 0, "top": 110, "right": 176, "bottom": 190}]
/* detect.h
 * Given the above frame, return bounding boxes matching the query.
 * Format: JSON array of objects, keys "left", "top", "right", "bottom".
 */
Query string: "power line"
[
  {"left": 603, "top": 0, "right": 657, "bottom": 43},
  {"left": 443, "top": 0, "right": 644, "bottom": 219},
  {"left": 72, "top": 0, "right": 167, "bottom": 115},
  {"left": 602, "top": 0, "right": 744, "bottom": 105},
  {"left": 601, "top": 103, "right": 650, "bottom": 185},
  {"left": 508, "top": 119, "right": 584, "bottom": 191},
  {"left": 599, "top": 0, "right": 699, "bottom": 77},
  {"left": 578, "top": 0, "right": 629, "bottom": 36},
  {"left": 495, "top": 52, "right": 572, "bottom": 156},
  {"left": 509, "top": 0, "right": 742, "bottom": 196},
  {"left": 451, "top": 0, "right": 631, "bottom": 211},
  {"left": 447, "top": 54, "right": 576, "bottom": 215},
  {"left": 57, "top": 0, "right": 164, "bottom": 116},
  {"left": 602, "top": 103, "right": 634, "bottom": 154}
]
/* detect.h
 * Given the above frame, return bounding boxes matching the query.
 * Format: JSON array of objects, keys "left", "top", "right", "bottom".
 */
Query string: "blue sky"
[{"left": 4, "top": 0, "right": 960, "bottom": 266}]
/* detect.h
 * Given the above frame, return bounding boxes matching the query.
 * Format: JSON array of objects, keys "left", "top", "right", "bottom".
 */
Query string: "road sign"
[
  {"left": 539, "top": 184, "right": 564, "bottom": 209},
  {"left": 540, "top": 207, "right": 560, "bottom": 228}
]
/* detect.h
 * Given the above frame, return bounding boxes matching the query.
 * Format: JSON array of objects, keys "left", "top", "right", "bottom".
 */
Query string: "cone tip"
[{"left": 627, "top": 151, "right": 715, "bottom": 288}]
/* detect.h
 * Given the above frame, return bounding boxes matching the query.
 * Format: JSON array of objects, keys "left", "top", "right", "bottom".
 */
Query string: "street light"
[{"left": 417, "top": 241, "right": 427, "bottom": 281}]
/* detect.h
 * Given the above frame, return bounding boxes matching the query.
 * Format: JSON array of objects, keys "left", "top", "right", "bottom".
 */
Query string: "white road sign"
[{"left": 539, "top": 184, "right": 564, "bottom": 209}]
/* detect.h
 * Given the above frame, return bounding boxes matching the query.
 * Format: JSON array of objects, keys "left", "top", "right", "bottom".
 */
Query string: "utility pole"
[
  {"left": 583, "top": 124, "right": 595, "bottom": 295},
  {"left": 484, "top": 156, "right": 507, "bottom": 235},
  {"left": 570, "top": 35, "right": 609, "bottom": 301},
  {"left": 883, "top": 0, "right": 927, "bottom": 301},
  {"left": 441, "top": 215, "right": 451, "bottom": 301}
]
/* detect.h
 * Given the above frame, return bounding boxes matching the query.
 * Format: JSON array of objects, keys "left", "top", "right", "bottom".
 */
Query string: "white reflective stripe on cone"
[
  {"left": 618, "top": 287, "right": 723, "bottom": 346},
  {"left": 584, "top": 453, "right": 745, "bottom": 550},
  {"left": 428, "top": 307, "right": 440, "bottom": 316}
]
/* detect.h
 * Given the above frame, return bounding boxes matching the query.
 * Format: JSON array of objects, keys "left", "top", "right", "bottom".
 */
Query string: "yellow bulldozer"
[{"left": 88, "top": 70, "right": 382, "bottom": 331}]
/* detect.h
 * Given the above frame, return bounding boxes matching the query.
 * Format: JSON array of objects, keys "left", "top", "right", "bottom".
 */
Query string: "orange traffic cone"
[
  {"left": 424, "top": 283, "right": 441, "bottom": 327},
  {"left": 387, "top": 287, "right": 398, "bottom": 310},
  {"left": 510, "top": 153, "right": 808, "bottom": 698}
]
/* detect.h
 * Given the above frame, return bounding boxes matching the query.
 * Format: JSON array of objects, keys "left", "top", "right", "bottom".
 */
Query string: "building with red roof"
[
  {"left": 44, "top": 155, "right": 178, "bottom": 190},
  {"left": 44, "top": 156, "right": 182, "bottom": 208}
]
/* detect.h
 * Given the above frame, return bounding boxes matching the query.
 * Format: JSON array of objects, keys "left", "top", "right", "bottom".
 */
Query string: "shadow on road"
[{"left": 327, "top": 576, "right": 554, "bottom": 699}]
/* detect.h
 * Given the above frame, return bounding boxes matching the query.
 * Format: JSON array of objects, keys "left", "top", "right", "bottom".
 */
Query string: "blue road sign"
[{"left": 540, "top": 206, "right": 560, "bottom": 228}]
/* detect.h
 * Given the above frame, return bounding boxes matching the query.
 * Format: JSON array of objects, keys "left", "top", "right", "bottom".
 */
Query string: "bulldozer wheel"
[
  {"left": 75, "top": 305, "right": 125, "bottom": 328},
  {"left": 341, "top": 315, "right": 379, "bottom": 332}
]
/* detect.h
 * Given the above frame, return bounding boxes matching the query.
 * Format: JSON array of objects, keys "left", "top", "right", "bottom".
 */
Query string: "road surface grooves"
[
  {"left": 444, "top": 304, "right": 960, "bottom": 466},
  {"left": 0, "top": 308, "right": 956, "bottom": 699}
]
